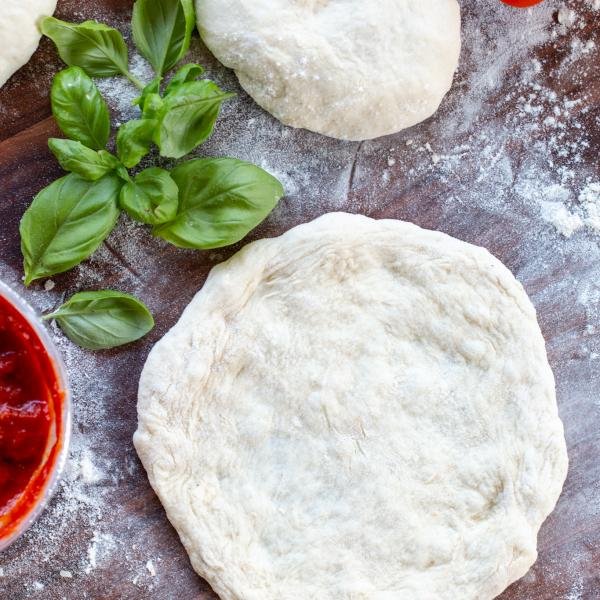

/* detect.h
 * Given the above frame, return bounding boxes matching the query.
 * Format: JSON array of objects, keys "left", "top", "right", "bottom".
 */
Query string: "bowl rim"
[{"left": 0, "top": 279, "right": 72, "bottom": 552}]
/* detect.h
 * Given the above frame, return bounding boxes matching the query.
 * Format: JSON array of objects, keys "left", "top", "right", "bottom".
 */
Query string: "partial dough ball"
[
  {"left": 195, "top": 0, "right": 461, "bottom": 140},
  {"left": 0, "top": 0, "right": 57, "bottom": 88},
  {"left": 135, "top": 213, "right": 568, "bottom": 600}
]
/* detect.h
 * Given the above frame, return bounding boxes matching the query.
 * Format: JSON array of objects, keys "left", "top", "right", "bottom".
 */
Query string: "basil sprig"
[
  {"left": 19, "top": 0, "right": 285, "bottom": 350},
  {"left": 44, "top": 291, "right": 155, "bottom": 350}
]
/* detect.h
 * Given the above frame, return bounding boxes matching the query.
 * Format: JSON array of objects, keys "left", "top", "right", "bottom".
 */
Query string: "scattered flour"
[
  {"left": 558, "top": 6, "right": 578, "bottom": 28},
  {"left": 80, "top": 3, "right": 600, "bottom": 596},
  {"left": 78, "top": 449, "right": 105, "bottom": 485},
  {"left": 564, "top": 580, "right": 584, "bottom": 600},
  {"left": 0, "top": 0, "right": 598, "bottom": 598},
  {"left": 538, "top": 182, "right": 600, "bottom": 238},
  {"left": 579, "top": 182, "right": 600, "bottom": 231},
  {"left": 539, "top": 201, "right": 583, "bottom": 237},
  {"left": 146, "top": 560, "right": 156, "bottom": 577},
  {"left": 84, "top": 532, "right": 116, "bottom": 575}
]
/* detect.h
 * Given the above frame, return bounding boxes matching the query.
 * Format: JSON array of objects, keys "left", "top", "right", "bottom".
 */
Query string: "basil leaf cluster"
[{"left": 19, "top": 0, "right": 285, "bottom": 351}]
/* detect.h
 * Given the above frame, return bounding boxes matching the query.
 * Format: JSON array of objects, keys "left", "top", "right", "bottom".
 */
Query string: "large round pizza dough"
[
  {"left": 195, "top": 0, "right": 461, "bottom": 141},
  {"left": 0, "top": 0, "right": 57, "bottom": 89},
  {"left": 135, "top": 213, "right": 568, "bottom": 599}
]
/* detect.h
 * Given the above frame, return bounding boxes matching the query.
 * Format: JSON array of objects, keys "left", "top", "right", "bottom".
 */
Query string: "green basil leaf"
[
  {"left": 155, "top": 80, "right": 234, "bottom": 159},
  {"left": 51, "top": 67, "right": 110, "bottom": 150},
  {"left": 153, "top": 158, "right": 284, "bottom": 249},
  {"left": 164, "top": 63, "right": 204, "bottom": 95},
  {"left": 45, "top": 290, "right": 154, "bottom": 350},
  {"left": 133, "top": 77, "right": 161, "bottom": 111},
  {"left": 119, "top": 167, "right": 178, "bottom": 225},
  {"left": 116, "top": 119, "right": 157, "bottom": 168},
  {"left": 132, "top": 0, "right": 195, "bottom": 75},
  {"left": 140, "top": 94, "right": 164, "bottom": 120},
  {"left": 48, "top": 139, "right": 120, "bottom": 181},
  {"left": 20, "top": 174, "right": 122, "bottom": 285},
  {"left": 41, "top": 17, "right": 129, "bottom": 78},
  {"left": 116, "top": 165, "right": 132, "bottom": 183}
]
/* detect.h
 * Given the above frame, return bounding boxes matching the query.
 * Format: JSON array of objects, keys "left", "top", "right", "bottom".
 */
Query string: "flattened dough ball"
[
  {"left": 135, "top": 213, "right": 568, "bottom": 600},
  {"left": 195, "top": 0, "right": 461, "bottom": 140},
  {"left": 0, "top": 0, "right": 57, "bottom": 88}
]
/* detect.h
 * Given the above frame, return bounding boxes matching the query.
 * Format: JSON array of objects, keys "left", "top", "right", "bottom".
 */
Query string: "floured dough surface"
[
  {"left": 195, "top": 0, "right": 461, "bottom": 140},
  {"left": 134, "top": 213, "right": 568, "bottom": 600},
  {"left": 0, "top": 0, "right": 57, "bottom": 89}
]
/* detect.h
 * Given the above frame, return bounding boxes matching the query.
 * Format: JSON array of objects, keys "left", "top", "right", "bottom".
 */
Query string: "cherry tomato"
[{"left": 501, "top": 0, "right": 544, "bottom": 6}]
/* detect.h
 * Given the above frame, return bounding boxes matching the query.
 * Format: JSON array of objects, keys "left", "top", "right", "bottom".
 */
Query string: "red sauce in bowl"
[
  {"left": 0, "top": 294, "right": 65, "bottom": 542},
  {"left": 500, "top": 0, "right": 544, "bottom": 6}
]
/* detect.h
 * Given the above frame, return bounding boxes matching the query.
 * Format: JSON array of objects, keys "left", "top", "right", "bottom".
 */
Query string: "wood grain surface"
[{"left": 0, "top": 1, "right": 599, "bottom": 598}]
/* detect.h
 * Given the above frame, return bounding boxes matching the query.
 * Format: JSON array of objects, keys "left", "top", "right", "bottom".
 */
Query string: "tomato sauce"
[
  {"left": 500, "top": 0, "right": 544, "bottom": 6},
  {"left": 0, "top": 293, "right": 64, "bottom": 541}
]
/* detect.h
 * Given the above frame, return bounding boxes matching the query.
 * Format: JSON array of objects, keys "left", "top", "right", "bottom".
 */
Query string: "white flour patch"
[
  {"left": 539, "top": 201, "right": 583, "bottom": 238},
  {"left": 78, "top": 450, "right": 105, "bottom": 485},
  {"left": 146, "top": 560, "right": 156, "bottom": 576},
  {"left": 579, "top": 182, "right": 600, "bottom": 232},
  {"left": 558, "top": 6, "right": 578, "bottom": 28},
  {"left": 84, "top": 532, "right": 116, "bottom": 575},
  {"left": 537, "top": 182, "right": 600, "bottom": 237},
  {"left": 96, "top": 53, "right": 154, "bottom": 127}
]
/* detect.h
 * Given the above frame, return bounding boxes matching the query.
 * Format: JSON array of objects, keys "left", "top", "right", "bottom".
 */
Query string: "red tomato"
[{"left": 501, "top": 0, "right": 544, "bottom": 6}]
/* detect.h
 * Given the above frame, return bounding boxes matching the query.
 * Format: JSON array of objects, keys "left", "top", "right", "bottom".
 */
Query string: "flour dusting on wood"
[{"left": 0, "top": 0, "right": 599, "bottom": 598}]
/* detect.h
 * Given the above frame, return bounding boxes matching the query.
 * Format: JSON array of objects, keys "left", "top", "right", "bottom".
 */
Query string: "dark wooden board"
[{"left": 0, "top": 1, "right": 599, "bottom": 598}]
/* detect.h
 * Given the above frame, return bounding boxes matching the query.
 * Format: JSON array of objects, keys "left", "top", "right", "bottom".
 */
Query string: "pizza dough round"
[
  {"left": 0, "top": 0, "right": 57, "bottom": 89},
  {"left": 195, "top": 0, "right": 461, "bottom": 140},
  {"left": 134, "top": 213, "right": 568, "bottom": 600}
]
